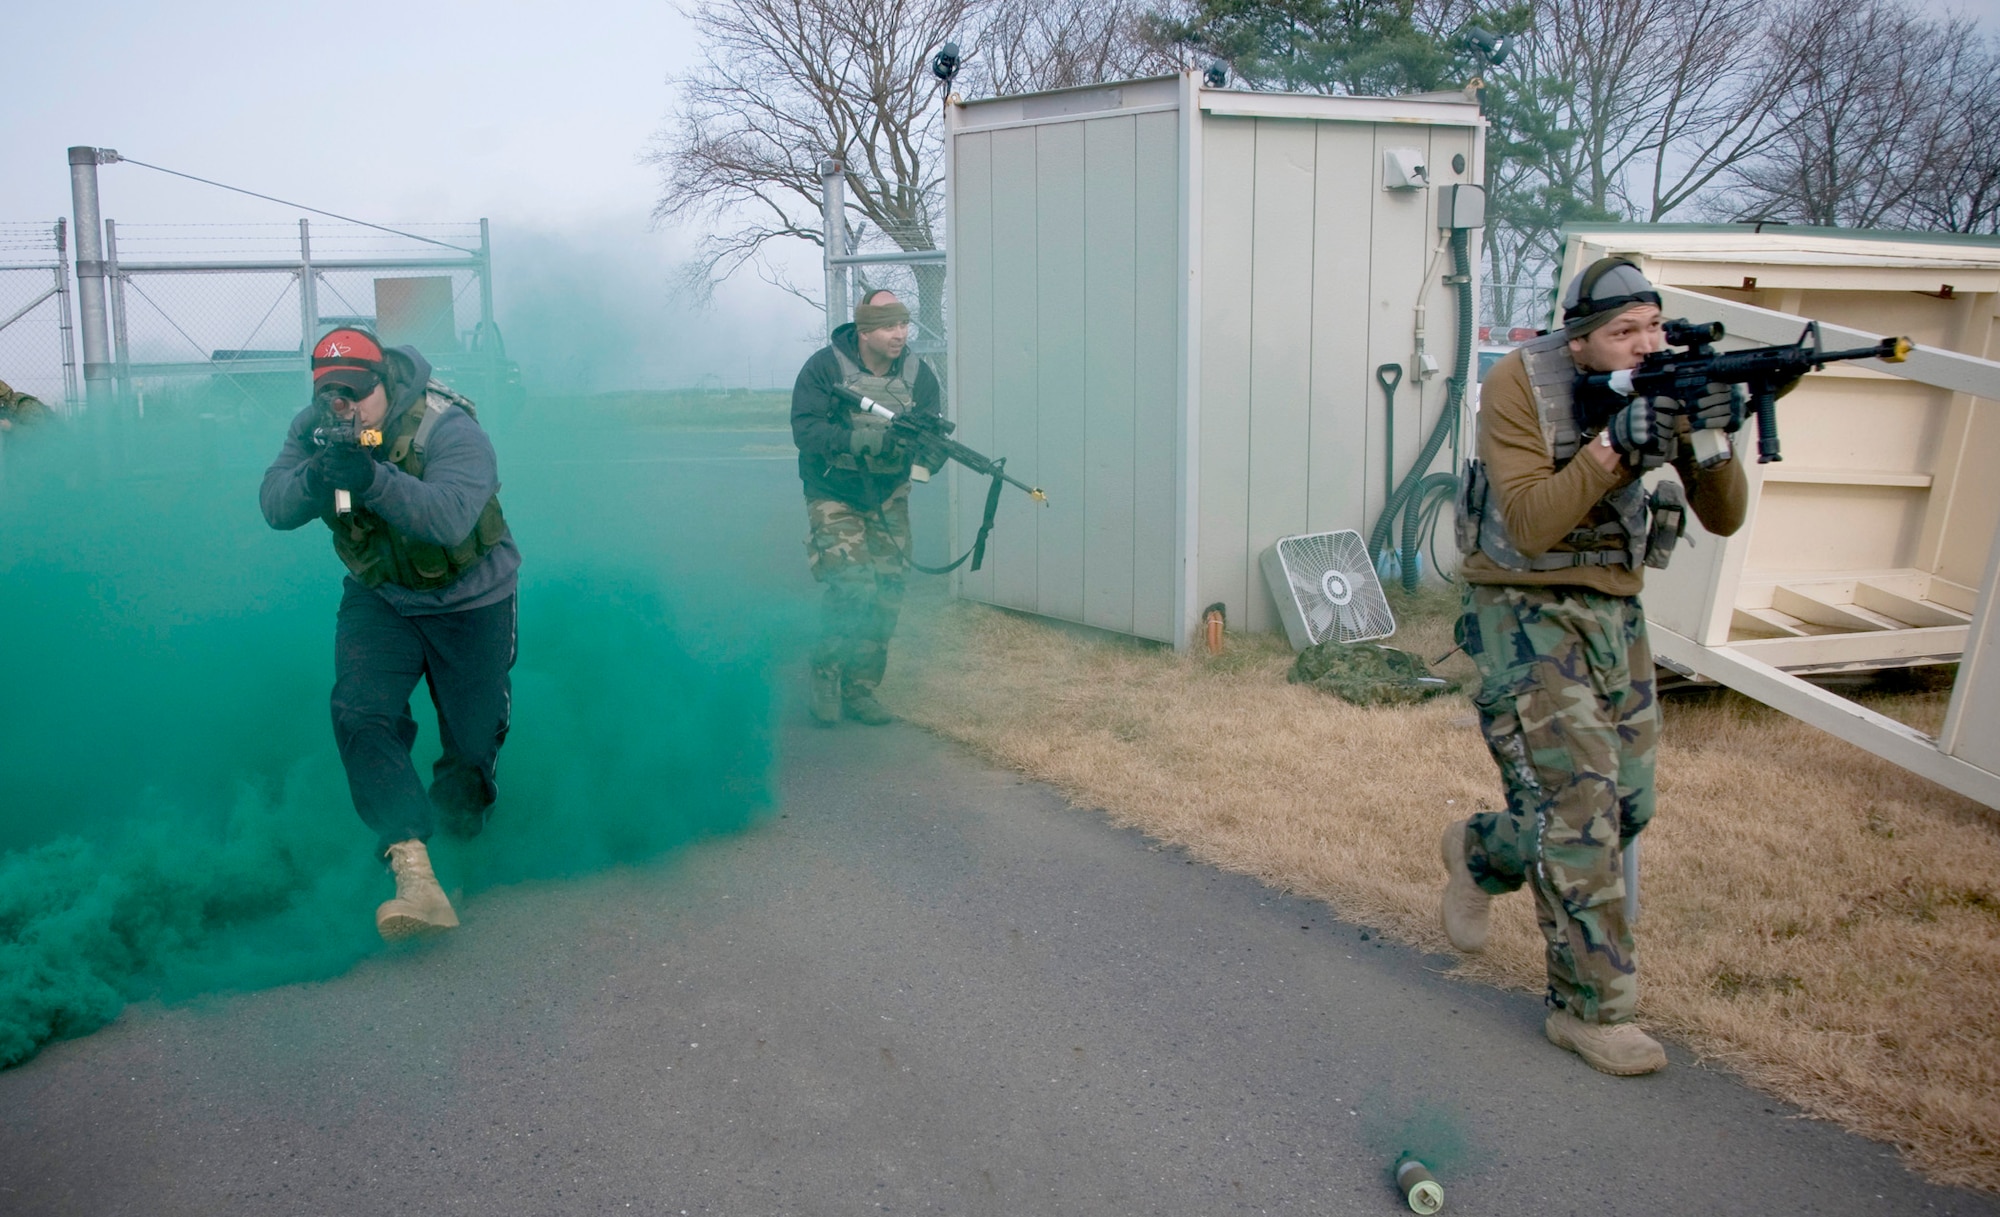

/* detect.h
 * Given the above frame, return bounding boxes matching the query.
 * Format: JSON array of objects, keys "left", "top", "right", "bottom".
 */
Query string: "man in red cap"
[{"left": 260, "top": 327, "right": 520, "bottom": 940}]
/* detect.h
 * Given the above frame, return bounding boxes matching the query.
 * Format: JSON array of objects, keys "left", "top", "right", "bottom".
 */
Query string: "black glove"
[
  {"left": 1606, "top": 395, "right": 1662, "bottom": 458},
  {"left": 301, "top": 458, "right": 333, "bottom": 501},
  {"left": 317, "top": 443, "right": 380, "bottom": 492},
  {"left": 1690, "top": 382, "right": 1747, "bottom": 432},
  {"left": 848, "top": 414, "right": 897, "bottom": 459}
]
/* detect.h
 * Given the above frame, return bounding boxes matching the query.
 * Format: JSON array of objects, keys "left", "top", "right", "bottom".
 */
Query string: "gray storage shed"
[{"left": 945, "top": 72, "right": 1486, "bottom": 646}]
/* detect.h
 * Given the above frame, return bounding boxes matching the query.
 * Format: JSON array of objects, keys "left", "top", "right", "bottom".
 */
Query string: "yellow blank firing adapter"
[
  {"left": 358, "top": 429, "right": 384, "bottom": 447},
  {"left": 1886, "top": 337, "right": 1914, "bottom": 362}
]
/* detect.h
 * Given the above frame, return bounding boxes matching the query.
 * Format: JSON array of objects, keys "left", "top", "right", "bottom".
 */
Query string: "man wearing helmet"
[
  {"left": 1439, "top": 259, "right": 1749, "bottom": 1075},
  {"left": 260, "top": 328, "right": 519, "bottom": 941}
]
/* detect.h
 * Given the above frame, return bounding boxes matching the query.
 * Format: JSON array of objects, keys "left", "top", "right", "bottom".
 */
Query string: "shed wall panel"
[
  {"left": 1242, "top": 118, "right": 1319, "bottom": 634},
  {"left": 988, "top": 128, "right": 1042, "bottom": 609},
  {"left": 1035, "top": 122, "right": 1091, "bottom": 623},
  {"left": 1132, "top": 110, "right": 1182, "bottom": 642},
  {"left": 1368, "top": 125, "right": 1439, "bottom": 539},
  {"left": 1082, "top": 115, "right": 1140, "bottom": 635},
  {"left": 1197, "top": 117, "right": 1258, "bottom": 629},
  {"left": 952, "top": 131, "right": 997, "bottom": 604},
  {"left": 1306, "top": 122, "right": 1378, "bottom": 539}
]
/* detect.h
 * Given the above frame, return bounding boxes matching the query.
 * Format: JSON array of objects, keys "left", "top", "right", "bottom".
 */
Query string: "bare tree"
[
  {"left": 1725, "top": 0, "right": 1998, "bottom": 232},
  {"left": 973, "top": 0, "right": 1186, "bottom": 96},
  {"left": 1903, "top": 51, "right": 2000, "bottom": 234},
  {"left": 648, "top": 0, "right": 973, "bottom": 317}
]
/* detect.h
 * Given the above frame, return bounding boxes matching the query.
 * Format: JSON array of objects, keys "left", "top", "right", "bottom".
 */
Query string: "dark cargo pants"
[
  {"left": 1457, "top": 583, "right": 1660, "bottom": 1025},
  {"left": 332, "top": 583, "right": 517, "bottom": 854}
]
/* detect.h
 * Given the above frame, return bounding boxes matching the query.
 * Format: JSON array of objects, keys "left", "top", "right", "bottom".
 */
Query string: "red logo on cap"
[{"left": 313, "top": 328, "right": 384, "bottom": 364}]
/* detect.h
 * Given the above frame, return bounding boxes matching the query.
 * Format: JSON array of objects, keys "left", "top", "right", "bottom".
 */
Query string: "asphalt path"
[{"left": 2, "top": 427, "right": 1994, "bottom": 1215}]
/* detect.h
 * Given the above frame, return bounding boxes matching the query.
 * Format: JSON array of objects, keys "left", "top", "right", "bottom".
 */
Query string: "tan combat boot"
[
  {"left": 1439, "top": 820, "right": 1492, "bottom": 952},
  {"left": 810, "top": 665, "right": 842, "bottom": 726},
  {"left": 376, "top": 839, "right": 459, "bottom": 941},
  {"left": 842, "top": 687, "right": 894, "bottom": 727},
  {"left": 1545, "top": 1008, "right": 1668, "bottom": 1076}
]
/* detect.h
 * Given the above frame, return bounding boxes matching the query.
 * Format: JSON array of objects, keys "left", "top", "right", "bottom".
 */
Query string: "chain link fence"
[
  {"left": 0, "top": 221, "right": 79, "bottom": 413},
  {"left": 101, "top": 219, "right": 501, "bottom": 420}
]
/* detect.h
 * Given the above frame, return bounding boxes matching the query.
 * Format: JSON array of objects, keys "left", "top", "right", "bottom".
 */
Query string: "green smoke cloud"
[{"left": 0, "top": 382, "right": 786, "bottom": 1069}]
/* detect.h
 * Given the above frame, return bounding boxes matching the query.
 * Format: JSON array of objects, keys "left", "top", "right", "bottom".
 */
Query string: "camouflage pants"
[
  {"left": 1456, "top": 583, "right": 1660, "bottom": 1025},
  {"left": 805, "top": 489, "right": 911, "bottom": 694}
]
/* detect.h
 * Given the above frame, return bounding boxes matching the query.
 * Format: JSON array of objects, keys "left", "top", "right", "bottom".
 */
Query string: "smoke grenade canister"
[{"left": 1395, "top": 1155, "right": 1444, "bottom": 1214}]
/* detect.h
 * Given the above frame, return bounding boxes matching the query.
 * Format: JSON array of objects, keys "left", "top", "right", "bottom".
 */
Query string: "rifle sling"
[{"left": 890, "top": 467, "right": 1009, "bottom": 576}]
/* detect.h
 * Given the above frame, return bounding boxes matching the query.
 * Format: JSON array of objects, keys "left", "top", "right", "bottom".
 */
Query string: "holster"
[
  {"left": 1644, "top": 480, "right": 1688, "bottom": 569},
  {"left": 1454, "top": 459, "right": 1488, "bottom": 556}
]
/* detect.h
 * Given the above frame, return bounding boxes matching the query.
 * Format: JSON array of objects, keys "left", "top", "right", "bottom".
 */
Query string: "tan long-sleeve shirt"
[{"left": 1459, "top": 347, "right": 1749, "bottom": 597}]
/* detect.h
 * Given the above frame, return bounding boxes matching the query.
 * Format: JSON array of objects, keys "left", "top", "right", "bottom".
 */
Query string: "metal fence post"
[
  {"left": 299, "top": 218, "right": 318, "bottom": 351},
  {"left": 55, "top": 218, "right": 79, "bottom": 408},
  {"left": 67, "top": 146, "right": 116, "bottom": 412},
  {"left": 477, "top": 218, "right": 495, "bottom": 349},
  {"left": 104, "top": 219, "right": 131, "bottom": 406},
  {"left": 820, "top": 158, "right": 847, "bottom": 341}
]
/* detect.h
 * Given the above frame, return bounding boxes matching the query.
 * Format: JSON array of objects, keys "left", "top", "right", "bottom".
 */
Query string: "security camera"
[
  {"left": 1459, "top": 26, "right": 1510, "bottom": 67},
  {"left": 1203, "top": 59, "right": 1229, "bottom": 88},
  {"left": 932, "top": 40, "right": 961, "bottom": 84}
]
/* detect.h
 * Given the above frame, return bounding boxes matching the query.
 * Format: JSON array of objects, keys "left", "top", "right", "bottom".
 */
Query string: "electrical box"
[
  {"left": 1440, "top": 183, "right": 1486, "bottom": 230},
  {"left": 1382, "top": 147, "right": 1429, "bottom": 191},
  {"left": 946, "top": 73, "right": 1486, "bottom": 647}
]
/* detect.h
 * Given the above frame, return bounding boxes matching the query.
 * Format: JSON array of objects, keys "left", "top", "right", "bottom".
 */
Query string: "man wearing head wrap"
[
  {"left": 260, "top": 327, "right": 520, "bottom": 941},
  {"left": 1439, "top": 258, "right": 1749, "bottom": 1076},
  {"left": 790, "top": 289, "right": 946, "bottom": 726}
]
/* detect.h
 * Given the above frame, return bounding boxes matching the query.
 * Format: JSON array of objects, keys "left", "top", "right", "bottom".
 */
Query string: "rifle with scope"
[
  {"left": 829, "top": 384, "right": 1046, "bottom": 504},
  {"left": 1576, "top": 319, "right": 1913, "bottom": 465},
  {"left": 828, "top": 383, "right": 1044, "bottom": 575},
  {"left": 308, "top": 416, "right": 383, "bottom": 516}
]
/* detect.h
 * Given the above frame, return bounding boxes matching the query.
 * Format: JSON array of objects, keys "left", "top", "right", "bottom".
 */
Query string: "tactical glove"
[
  {"left": 848, "top": 414, "right": 896, "bottom": 459},
  {"left": 318, "top": 443, "right": 380, "bottom": 492},
  {"left": 1691, "top": 382, "right": 1747, "bottom": 432},
  {"left": 302, "top": 459, "right": 334, "bottom": 501},
  {"left": 1606, "top": 395, "right": 1663, "bottom": 458}
]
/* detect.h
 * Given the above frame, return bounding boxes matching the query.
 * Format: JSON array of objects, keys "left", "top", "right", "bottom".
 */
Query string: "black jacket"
[
  {"left": 260, "top": 345, "right": 520, "bottom": 615},
  {"left": 790, "top": 323, "right": 943, "bottom": 509}
]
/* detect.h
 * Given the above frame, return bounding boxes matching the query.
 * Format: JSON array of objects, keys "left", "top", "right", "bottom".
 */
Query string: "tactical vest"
[
  {"left": 1455, "top": 332, "right": 1684, "bottom": 572},
  {"left": 826, "top": 347, "right": 920, "bottom": 478},
  {"left": 326, "top": 381, "right": 510, "bottom": 591}
]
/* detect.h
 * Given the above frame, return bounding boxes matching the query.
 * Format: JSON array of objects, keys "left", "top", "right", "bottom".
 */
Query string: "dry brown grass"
[{"left": 879, "top": 583, "right": 2000, "bottom": 1192}]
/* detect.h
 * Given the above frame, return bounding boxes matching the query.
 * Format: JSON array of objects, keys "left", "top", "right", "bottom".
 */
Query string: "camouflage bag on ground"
[{"left": 1287, "top": 640, "right": 1459, "bottom": 706}]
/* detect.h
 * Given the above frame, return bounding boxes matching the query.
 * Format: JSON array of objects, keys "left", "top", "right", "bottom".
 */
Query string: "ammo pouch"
[
  {"left": 1454, "top": 459, "right": 1488, "bottom": 556},
  {"left": 1643, "top": 480, "right": 1688, "bottom": 570}
]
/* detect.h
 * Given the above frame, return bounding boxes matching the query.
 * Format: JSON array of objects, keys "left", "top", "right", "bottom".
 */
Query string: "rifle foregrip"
[{"left": 1755, "top": 386, "right": 1782, "bottom": 463}]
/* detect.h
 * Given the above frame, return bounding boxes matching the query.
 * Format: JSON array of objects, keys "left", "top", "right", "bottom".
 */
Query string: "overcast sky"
[
  {"left": 3, "top": 0, "right": 824, "bottom": 392},
  {"left": 6, "top": 0, "right": 1994, "bottom": 390}
]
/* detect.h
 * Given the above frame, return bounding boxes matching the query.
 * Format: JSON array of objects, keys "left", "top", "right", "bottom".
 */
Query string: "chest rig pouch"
[
  {"left": 1455, "top": 332, "right": 1671, "bottom": 573},
  {"left": 327, "top": 380, "right": 510, "bottom": 591},
  {"left": 826, "top": 347, "right": 919, "bottom": 478}
]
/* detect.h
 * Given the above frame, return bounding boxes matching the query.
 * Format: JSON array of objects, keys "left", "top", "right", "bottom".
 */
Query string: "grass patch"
[
  {"left": 881, "top": 582, "right": 2000, "bottom": 1192},
  {"left": 526, "top": 388, "right": 792, "bottom": 430}
]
